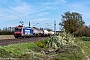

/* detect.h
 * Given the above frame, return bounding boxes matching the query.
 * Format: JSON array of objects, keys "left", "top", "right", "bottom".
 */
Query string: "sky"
[{"left": 0, "top": 0, "right": 90, "bottom": 31}]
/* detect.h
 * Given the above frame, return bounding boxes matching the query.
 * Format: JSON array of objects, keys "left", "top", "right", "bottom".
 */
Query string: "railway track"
[{"left": 0, "top": 37, "right": 49, "bottom": 46}]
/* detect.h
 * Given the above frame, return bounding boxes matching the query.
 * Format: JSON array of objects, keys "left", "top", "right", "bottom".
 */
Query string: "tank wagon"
[{"left": 14, "top": 25, "right": 54, "bottom": 38}]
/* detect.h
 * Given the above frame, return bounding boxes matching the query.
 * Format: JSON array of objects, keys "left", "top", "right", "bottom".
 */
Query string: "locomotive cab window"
[{"left": 15, "top": 28, "right": 22, "bottom": 32}]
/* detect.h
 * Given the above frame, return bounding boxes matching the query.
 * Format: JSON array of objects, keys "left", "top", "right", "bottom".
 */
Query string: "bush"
[
  {"left": 0, "top": 31, "right": 14, "bottom": 35},
  {"left": 34, "top": 39, "right": 49, "bottom": 48},
  {"left": 81, "top": 37, "right": 90, "bottom": 41},
  {"left": 47, "top": 32, "right": 75, "bottom": 49}
]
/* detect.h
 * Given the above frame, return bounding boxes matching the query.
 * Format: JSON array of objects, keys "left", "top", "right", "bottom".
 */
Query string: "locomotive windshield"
[{"left": 15, "top": 28, "right": 22, "bottom": 32}]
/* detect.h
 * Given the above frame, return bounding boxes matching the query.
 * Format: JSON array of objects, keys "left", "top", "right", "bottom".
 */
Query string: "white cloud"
[
  {"left": 0, "top": 0, "right": 8, "bottom": 3},
  {"left": 70, "top": 3, "right": 86, "bottom": 9},
  {"left": 0, "top": 0, "right": 31, "bottom": 21},
  {"left": 0, "top": 1, "right": 51, "bottom": 22},
  {"left": 12, "top": 3, "right": 33, "bottom": 15},
  {"left": 14, "top": 0, "right": 22, "bottom": 3},
  {"left": 82, "top": 13, "right": 90, "bottom": 19},
  {"left": 67, "top": 3, "right": 90, "bottom": 25},
  {"left": 37, "top": 12, "right": 49, "bottom": 16},
  {"left": 38, "top": 0, "right": 66, "bottom": 5},
  {"left": 33, "top": 18, "right": 49, "bottom": 22},
  {"left": 0, "top": 0, "right": 60, "bottom": 22}
]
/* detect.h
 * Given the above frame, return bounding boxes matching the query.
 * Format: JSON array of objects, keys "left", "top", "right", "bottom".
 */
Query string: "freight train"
[{"left": 14, "top": 25, "right": 54, "bottom": 38}]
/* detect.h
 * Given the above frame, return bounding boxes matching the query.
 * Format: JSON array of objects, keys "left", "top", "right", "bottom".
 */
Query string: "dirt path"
[
  {"left": 81, "top": 49, "right": 90, "bottom": 60},
  {"left": 0, "top": 35, "right": 15, "bottom": 40}
]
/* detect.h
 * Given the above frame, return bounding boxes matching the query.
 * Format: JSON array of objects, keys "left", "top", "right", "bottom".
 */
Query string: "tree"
[
  {"left": 59, "top": 11, "right": 85, "bottom": 33},
  {"left": 8, "top": 27, "right": 12, "bottom": 31}
]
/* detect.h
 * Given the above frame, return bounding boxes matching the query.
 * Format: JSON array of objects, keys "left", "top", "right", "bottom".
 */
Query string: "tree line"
[
  {"left": 59, "top": 11, "right": 90, "bottom": 37},
  {"left": 0, "top": 27, "right": 14, "bottom": 35}
]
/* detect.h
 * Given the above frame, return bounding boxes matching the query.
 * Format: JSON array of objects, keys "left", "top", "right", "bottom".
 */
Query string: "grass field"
[
  {"left": 0, "top": 35, "right": 15, "bottom": 40},
  {"left": 79, "top": 37, "right": 90, "bottom": 60},
  {"left": 75, "top": 37, "right": 90, "bottom": 60},
  {"left": 0, "top": 38, "right": 85, "bottom": 60},
  {"left": 0, "top": 35, "right": 89, "bottom": 60}
]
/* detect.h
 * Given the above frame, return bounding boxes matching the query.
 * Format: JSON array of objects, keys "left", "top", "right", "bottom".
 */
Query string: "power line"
[
  {"left": 0, "top": 9, "right": 19, "bottom": 17},
  {"left": 0, "top": 15, "right": 12, "bottom": 20},
  {"left": 0, "top": 3, "right": 23, "bottom": 15},
  {"left": 0, "top": 9, "right": 26, "bottom": 20},
  {"left": 0, "top": 2, "right": 32, "bottom": 21},
  {"left": 0, "top": 9, "right": 27, "bottom": 21}
]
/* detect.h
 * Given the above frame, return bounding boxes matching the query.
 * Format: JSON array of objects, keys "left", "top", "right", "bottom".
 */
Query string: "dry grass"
[{"left": 0, "top": 35, "right": 15, "bottom": 40}]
